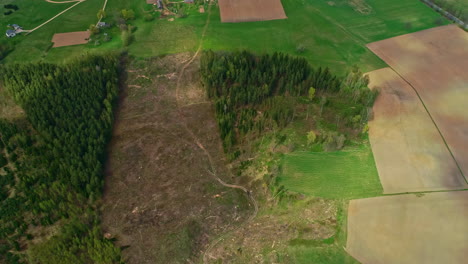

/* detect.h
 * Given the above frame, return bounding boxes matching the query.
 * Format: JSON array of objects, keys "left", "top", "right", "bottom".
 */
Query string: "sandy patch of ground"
[
  {"left": 218, "top": 0, "right": 287, "bottom": 23},
  {"left": 346, "top": 191, "right": 468, "bottom": 264},
  {"left": 367, "top": 25, "right": 468, "bottom": 179},
  {"left": 51, "top": 31, "right": 90, "bottom": 47},
  {"left": 366, "top": 67, "right": 467, "bottom": 193}
]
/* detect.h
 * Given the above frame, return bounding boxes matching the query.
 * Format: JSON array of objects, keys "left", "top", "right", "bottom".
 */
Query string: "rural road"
[{"left": 173, "top": 2, "right": 259, "bottom": 263}]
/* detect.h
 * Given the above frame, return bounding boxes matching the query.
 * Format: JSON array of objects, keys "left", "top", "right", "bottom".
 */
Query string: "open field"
[
  {"left": 278, "top": 144, "right": 383, "bottom": 199},
  {"left": 366, "top": 67, "right": 467, "bottom": 193},
  {"left": 218, "top": 0, "right": 287, "bottom": 23},
  {"left": 203, "top": 0, "right": 449, "bottom": 73},
  {"left": 347, "top": 191, "right": 468, "bottom": 264},
  {"left": 101, "top": 54, "right": 252, "bottom": 263},
  {"left": 3, "top": 0, "right": 449, "bottom": 74},
  {"left": 367, "top": 25, "right": 468, "bottom": 179},
  {"left": 51, "top": 30, "right": 89, "bottom": 47}
]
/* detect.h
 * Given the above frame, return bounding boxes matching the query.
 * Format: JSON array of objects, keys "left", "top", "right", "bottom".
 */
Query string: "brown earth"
[
  {"left": 218, "top": 0, "right": 287, "bottom": 23},
  {"left": 346, "top": 191, "right": 468, "bottom": 264},
  {"left": 51, "top": 31, "right": 90, "bottom": 47},
  {"left": 100, "top": 54, "right": 252, "bottom": 264},
  {"left": 367, "top": 25, "right": 468, "bottom": 179},
  {"left": 366, "top": 67, "right": 467, "bottom": 193},
  {"left": 205, "top": 198, "right": 340, "bottom": 263}
]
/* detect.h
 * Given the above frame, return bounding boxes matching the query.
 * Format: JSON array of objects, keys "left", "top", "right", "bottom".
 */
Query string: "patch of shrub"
[
  {"left": 144, "top": 14, "right": 154, "bottom": 22},
  {"left": 4, "top": 4, "right": 19, "bottom": 10}
]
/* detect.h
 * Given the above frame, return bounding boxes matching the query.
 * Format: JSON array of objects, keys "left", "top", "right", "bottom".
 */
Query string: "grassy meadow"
[
  {"left": 278, "top": 143, "right": 383, "bottom": 199},
  {"left": 2, "top": 0, "right": 449, "bottom": 73}
]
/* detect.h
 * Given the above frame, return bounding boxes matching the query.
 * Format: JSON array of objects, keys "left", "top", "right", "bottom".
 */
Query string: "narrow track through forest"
[{"left": 173, "top": 2, "right": 259, "bottom": 262}]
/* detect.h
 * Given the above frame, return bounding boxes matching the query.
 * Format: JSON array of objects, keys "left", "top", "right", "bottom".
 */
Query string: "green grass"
[
  {"left": 203, "top": 0, "right": 449, "bottom": 73},
  {"left": 2, "top": 0, "right": 449, "bottom": 72},
  {"left": 278, "top": 143, "right": 383, "bottom": 199}
]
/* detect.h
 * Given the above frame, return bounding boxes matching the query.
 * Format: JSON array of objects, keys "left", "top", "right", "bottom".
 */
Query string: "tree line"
[{"left": 0, "top": 54, "right": 122, "bottom": 263}]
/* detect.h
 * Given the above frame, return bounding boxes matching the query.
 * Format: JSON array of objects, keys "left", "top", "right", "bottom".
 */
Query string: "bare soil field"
[
  {"left": 346, "top": 191, "right": 468, "bottom": 264},
  {"left": 51, "top": 31, "right": 90, "bottom": 47},
  {"left": 218, "top": 0, "right": 287, "bottom": 23},
  {"left": 366, "top": 67, "right": 467, "bottom": 193},
  {"left": 367, "top": 25, "right": 468, "bottom": 179},
  {"left": 100, "top": 54, "right": 252, "bottom": 263}
]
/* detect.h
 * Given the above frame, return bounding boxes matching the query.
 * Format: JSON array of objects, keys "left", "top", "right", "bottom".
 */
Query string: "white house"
[{"left": 6, "top": 29, "right": 16, "bottom": 38}]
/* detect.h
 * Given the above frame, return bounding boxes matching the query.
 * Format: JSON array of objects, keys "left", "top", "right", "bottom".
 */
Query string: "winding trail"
[{"left": 173, "top": 2, "right": 258, "bottom": 263}]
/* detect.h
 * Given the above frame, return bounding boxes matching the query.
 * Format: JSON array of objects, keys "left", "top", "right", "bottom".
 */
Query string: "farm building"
[
  {"left": 11, "top": 24, "right": 22, "bottom": 30},
  {"left": 184, "top": 0, "right": 194, "bottom": 3},
  {"left": 97, "top": 22, "right": 110, "bottom": 28},
  {"left": 5, "top": 29, "right": 16, "bottom": 38}
]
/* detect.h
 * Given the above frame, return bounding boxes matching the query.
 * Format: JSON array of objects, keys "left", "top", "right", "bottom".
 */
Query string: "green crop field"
[
  {"left": 2, "top": 0, "right": 448, "bottom": 73},
  {"left": 278, "top": 144, "right": 383, "bottom": 199}
]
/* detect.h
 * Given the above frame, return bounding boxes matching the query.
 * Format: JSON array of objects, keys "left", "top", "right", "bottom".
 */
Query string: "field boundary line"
[
  {"left": 381, "top": 188, "right": 468, "bottom": 197},
  {"left": 173, "top": 2, "right": 258, "bottom": 263},
  {"left": 26, "top": 0, "right": 84, "bottom": 34},
  {"left": 388, "top": 68, "right": 467, "bottom": 184}
]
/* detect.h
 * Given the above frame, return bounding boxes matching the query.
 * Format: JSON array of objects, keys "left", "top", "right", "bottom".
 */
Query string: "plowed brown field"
[
  {"left": 346, "top": 191, "right": 468, "bottom": 264},
  {"left": 367, "top": 25, "right": 468, "bottom": 179},
  {"left": 366, "top": 67, "right": 467, "bottom": 193},
  {"left": 218, "top": 0, "right": 287, "bottom": 23},
  {"left": 51, "top": 31, "right": 90, "bottom": 47}
]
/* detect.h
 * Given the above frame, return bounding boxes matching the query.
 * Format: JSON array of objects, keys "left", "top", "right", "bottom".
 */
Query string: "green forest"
[
  {"left": 200, "top": 51, "right": 378, "bottom": 157},
  {"left": 0, "top": 55, "right": 122, "bottom": 263}
]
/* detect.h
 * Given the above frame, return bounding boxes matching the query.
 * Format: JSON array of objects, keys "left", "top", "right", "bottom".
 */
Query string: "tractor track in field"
[{"left": 173, "top": 2, "right": 259, "bottom": 263}]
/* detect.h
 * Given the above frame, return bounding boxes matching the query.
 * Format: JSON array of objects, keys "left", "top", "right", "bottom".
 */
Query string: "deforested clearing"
[
  {"left": 366, "top": 67, "right": 467, "bottom": 193},
  {"left": 367, "top": 25, "right": 468, "bottom": 178},
  {"left": 346, "top": 191, "right": 468, "bottom": 264},
  {"left": 218, "top": 0, "right": 287, "bottom": 23}
]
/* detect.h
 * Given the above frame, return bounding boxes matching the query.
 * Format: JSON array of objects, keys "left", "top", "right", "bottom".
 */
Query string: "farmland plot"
[
  {"left": 52, "top": 31, "right": 90, "bottom": 47},
  {"left": 367, "top": 25, "right": 468, "bottom": 179},
  {"left": 366, "top": 67, "right": 467, "bottom": 193},
  {"left": 346, "top": 191, "right": 468, "bottom": 264},
  {"left": 218, "top": 0, "right": 287, "bottom": 22}
]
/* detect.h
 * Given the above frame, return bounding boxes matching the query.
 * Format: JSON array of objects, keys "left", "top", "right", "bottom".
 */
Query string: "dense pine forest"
[
  {"left": 200, "top": 50, "right": 377, "bottom": 156},
  {"left": 0, "top": 55, "right": 122, "bottom": 263}
]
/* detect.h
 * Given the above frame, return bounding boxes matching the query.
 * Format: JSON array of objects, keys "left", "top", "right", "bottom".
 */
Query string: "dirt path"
[
  {"left": 96, "top": 0, "right": 109, "bottom": 24},
  {"left": 44, "top": 0, "right": 83, "bottom": 4},
  {"left": 26, "top": 0, "right": 84, "bottom": 34},
  {"left": 173, "top": 2, "right": 258, "bottom": 263}
]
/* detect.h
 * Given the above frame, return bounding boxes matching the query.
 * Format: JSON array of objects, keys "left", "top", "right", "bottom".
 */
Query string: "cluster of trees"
[
  {"left": 200, "top": 50, "right": 377, "bottom": 155},
  {"left": 0, "top": 54, "right": 122, "bottom": 263},
  {"left": 3, "top": 4, "right": 19, "bottom": 15},
  {"left": 430, "top": 0, "right": 467, "bottom": 23}
]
